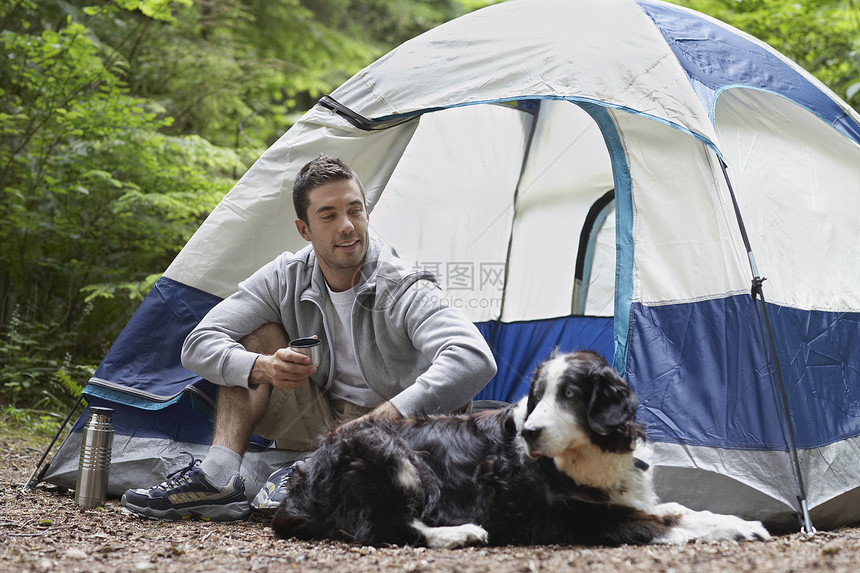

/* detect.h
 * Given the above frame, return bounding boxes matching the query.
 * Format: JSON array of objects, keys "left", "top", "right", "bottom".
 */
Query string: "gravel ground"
[{"left": 3, "top": 435, "right": 860, "bottom": 573}]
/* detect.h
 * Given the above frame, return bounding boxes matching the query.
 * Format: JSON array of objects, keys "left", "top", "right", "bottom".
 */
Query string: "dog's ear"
[
  {"left": 526, "top": 362, "right": 545, "bottom": 417},
  {"left": 586, "top": 365, "right": 638, "bottom": 436}
]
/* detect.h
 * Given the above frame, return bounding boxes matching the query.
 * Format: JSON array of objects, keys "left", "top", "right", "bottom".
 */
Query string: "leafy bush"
[
  {"left": 0, "top": 1, "right": 236, "bottom": 413},
  {"left": 0, "top": 306, "right": 90, "bottom": 418}
]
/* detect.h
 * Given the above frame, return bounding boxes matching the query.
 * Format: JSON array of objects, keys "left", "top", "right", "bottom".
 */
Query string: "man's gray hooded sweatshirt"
[{"left": 181, "top": 236, "right": 497, "bottom": 416}]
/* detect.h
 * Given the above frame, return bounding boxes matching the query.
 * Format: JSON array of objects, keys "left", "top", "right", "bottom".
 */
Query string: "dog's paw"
[
  {"left": 731, "top": 518, "right": 770, "bottom": 542},
  {"left": 411, "top": 520, "right": 489, "bottom": 549},
  {"left": 653, "top": 504, "right": 770, "bottom": 544}
]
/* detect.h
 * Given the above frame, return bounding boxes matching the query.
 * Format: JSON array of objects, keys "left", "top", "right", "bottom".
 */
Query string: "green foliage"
[
  {"left": 0, "top": 0, "right": 235, "bottom": 411},
  {"left": 0, "top": 306, "right": 90, "bottom": 413},
  {"left": 113, "top": 0, "right": 193, "bottom": 24},
  {"left": 0, "top": 0, "right": 474, "bottom": 417},
  {"left": 88, "top": 0, "right": 472, "bottom": 150}
]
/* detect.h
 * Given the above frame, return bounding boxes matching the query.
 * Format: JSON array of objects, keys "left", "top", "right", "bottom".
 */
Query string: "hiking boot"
[
  {"left": 121, "top": 452, "right": 250, "bottom": 522},
  {"left": 251, "top": 459, "right": 305, "bottom": 511}
]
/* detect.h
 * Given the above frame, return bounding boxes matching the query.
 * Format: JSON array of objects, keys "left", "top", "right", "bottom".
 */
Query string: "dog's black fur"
[{"left": 270, "top": 351, "right": 680, "bottom": 547}]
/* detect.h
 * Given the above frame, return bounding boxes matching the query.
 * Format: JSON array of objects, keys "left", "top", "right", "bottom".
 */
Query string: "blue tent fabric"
[
  {"left": 637, "top": 0, "right": 860, "bottom": 145},
  {"left": 75, "top": 395, "right": 216, "bottom": 445},
  {"left": 576, "top": 102, "right": 637, "bottom": 377},
  {"left": 627, "top": 296, "right": 860, "bottom": 450},
  {"left": 627, "top": 295, "right": 785, "bottom": 450},
  {"left": 475, "top": 316, "right": 614, "bottom": 403},
  {"left": 88, "top": 277, "right": 219, "bottom": 404},
  {"left": 768, "top": 306, "right": 860, "bottom": 448}
]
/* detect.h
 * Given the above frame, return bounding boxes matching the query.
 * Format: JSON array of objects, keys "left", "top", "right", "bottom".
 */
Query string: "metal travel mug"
[
  {"left": 75, "top": 406, "right": 114, "bottom": 508},
  {"left": 289, "top": 336, "right": 322, "bottom": 367}
]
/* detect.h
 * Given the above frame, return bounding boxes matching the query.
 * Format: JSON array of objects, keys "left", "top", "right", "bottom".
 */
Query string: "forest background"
[{"left": 1, "top": 0, "right": 859, "bottom": 431}]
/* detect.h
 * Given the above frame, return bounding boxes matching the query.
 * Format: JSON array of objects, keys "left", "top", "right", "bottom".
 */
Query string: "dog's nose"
[{"left": 521, "top": 426, "right": 542, "bottom": 445}]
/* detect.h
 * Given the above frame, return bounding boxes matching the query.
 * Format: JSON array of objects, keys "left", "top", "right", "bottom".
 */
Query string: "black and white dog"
[{"left": 271, "top": 350, "right": 769, "bottom": 548}]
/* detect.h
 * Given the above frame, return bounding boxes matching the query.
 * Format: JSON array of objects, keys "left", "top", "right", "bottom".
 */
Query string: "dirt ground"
[{"left": 3, "top": 435, "right": 860, "bottom": 573}]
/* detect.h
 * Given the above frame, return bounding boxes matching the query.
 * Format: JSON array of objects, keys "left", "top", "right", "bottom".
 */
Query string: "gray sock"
[{"left": 199, "top": 445, "right": 242, "bottom": 487}]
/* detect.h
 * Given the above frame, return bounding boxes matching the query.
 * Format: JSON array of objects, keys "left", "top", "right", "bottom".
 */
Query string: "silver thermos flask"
[{"left": 75, "top": 406, "right": 114, "bottom": 508}]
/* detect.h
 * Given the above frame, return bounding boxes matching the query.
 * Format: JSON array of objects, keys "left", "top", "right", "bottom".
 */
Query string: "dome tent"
[{"left": 38, "top": 0, "right": 860, "bottom": 531}]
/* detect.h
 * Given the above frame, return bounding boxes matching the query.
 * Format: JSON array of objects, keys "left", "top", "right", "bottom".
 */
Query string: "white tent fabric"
[
  {"left": 338, "top": 0, "right": 719, "bottom": 141},
  {"left": 716, "top": 88, "right": 860, "bottom": 310},
  {"left": 163, "top": 0, "right": 725, "bottom": 300}
]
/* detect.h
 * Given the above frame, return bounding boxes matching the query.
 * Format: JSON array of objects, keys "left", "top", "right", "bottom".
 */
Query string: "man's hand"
[
  {"left": 249, "top": 348, "right": 317, "bottom": 389},
  {"left": 363, "top": 401, "right": 403, "bottom": 423},
  {"left": 337, "top": 401, "right": 403, "bottom": 433}
]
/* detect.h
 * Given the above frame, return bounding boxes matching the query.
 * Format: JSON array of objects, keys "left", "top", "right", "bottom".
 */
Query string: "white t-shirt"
[{"left": 325, "top": 285, "right": 383, "bottom": 408}]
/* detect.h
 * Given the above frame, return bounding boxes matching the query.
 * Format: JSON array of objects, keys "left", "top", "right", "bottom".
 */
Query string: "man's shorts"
[{"left": 253, "top": 381, "right": 375, "bottom": 451}]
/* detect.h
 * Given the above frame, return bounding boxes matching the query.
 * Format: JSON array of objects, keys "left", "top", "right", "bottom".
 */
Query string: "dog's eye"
[{"left": 563, "top": 387, "right": 577, "bottom": 400}]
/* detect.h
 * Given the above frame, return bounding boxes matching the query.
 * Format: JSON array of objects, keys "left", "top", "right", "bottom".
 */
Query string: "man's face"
[{"left": 295, "top": 178, "right": 369, "bottom": 290}]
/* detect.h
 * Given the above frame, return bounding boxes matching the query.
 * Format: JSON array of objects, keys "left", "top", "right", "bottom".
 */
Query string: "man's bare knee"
[{"left": 240, "top": 322, "right": 289, "bottom": 355}]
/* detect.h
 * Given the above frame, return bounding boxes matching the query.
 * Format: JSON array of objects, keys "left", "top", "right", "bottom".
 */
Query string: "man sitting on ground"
[{"left": 121, "top": 154, "right": 497, "bottom": 521}]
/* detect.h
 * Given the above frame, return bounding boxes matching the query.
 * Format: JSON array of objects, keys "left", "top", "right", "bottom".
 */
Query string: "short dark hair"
[{"left": 293, "top": 154, "right": 365, "bottom": 223}]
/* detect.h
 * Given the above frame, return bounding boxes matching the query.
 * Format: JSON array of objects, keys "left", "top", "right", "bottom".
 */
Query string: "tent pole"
[
  {"left": 717, "top": 157, "right": 815, "bottom": 534},
  {"left": 22, "top": 394, "right": 84, "bottom": 492}
]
